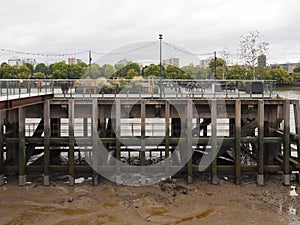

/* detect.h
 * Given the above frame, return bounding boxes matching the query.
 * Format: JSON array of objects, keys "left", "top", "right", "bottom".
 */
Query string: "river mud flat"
[{"left": 0, "top": 174, "right": 299, "bottom": 225}]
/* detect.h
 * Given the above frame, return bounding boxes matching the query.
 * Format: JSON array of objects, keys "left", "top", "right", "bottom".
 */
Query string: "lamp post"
[{"left": 159, "top": 34, "right": 163, "bottom": 98}]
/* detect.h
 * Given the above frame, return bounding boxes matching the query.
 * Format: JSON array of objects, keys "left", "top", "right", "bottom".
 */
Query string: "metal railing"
[{"left": 0, "top": 79, "right": 277, "bottom": 100}]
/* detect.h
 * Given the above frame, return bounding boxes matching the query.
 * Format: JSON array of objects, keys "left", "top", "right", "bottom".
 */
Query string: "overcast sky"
[{"left": 0, "top": 0, "right": 300, "bottom": 64}]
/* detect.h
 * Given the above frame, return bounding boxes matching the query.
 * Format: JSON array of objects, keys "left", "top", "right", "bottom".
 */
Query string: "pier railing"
[{"left": 0, "top": 79, "right": 277, "bottom": 99}]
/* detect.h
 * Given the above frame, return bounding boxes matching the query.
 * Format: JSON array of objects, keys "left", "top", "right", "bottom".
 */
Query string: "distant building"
[
  {"left": 271, "top": 63, "right": 300, "bottom": 75},
  {"left": 258, "top": 54, "right": 266, "bottom": 67},
  {"left": 199, "top": 59, "right": 211, "bottom": 68},
  {"left": 8, "top": 58, "right": 36, "bottom": 66},
  {"left": 163, "top": 57, "right": 179, "bottom": 67},
  {"left": 68, "top": 58, "right": 82, "bottom": 65}
]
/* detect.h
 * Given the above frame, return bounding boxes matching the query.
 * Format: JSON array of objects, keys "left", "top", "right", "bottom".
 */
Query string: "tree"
[
  {"left": 49, "top": 62, "right": 69, "bottom": 79},
  {"left": 100, "top": 64, "right": 116, "bottom": 78},
  {"left": 68, "top": 64, "right": 86, "bottom": 79},
  {"left": 209, "top": 58, "right": 227, "bottom": 79},
  {"left": 34, "top": 72, "right": 46, "bottom": 79},
  {"left": 165, "top": 65, "right": 190, "bottom": 79},
  {"left": 126, "top": 69, "right": 139, "bottom": 79},
  {"left": 142, "top": 64, "right": 160, "bottom": 77},
  {"left": 268, "top": 67, "right": 292, "bottom": 84},
  {"left": 239, "top": 30, "right": 269, "bottom": 80},
  {"left": 34, "top": 63, "right": 48, "bottom": 75},
  {"left": 114, "top": 63, "right": 140, "bottom": 78},
  {"left": 227, "top": 65, "right": 249, "bottom": 80},
  {"left": 0, "top": 64, "right": 18, "bottom": 79}
]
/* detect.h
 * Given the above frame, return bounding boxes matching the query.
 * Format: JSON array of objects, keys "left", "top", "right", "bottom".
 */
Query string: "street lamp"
[{"left": 159, "top": 34, "right": 163, "bottom": 98}]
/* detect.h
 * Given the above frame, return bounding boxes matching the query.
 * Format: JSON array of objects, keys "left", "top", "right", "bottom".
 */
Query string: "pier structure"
[{"left": 0, "top": 79, "right": 299, "bottom": 186}]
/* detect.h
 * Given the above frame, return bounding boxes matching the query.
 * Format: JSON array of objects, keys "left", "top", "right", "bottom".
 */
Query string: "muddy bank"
[{"left": 0, "top": 175, "right": 299, "bottom": 225}]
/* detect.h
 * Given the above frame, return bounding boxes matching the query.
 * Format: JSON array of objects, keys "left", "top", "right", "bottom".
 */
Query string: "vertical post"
[
  {"left": 293, "top": 101, "right": 300, "bottom": 183},
  {"left": 159, "top": 34, "right": 163, "bottom": 99},
  {"left": 83, "top": 118, "right": 88, "bottom": 137},
  {"left": 235, "top": 100, "right": 241, "bottom": 185},
  {"left": 115, "top": 100, "right": 121, "bottom": 184},
  {"left": 68, "top": 100, "right": 75, "bottom": 186},
  {"left": 92, "top": 99, "right": 99, "bottom": 185},
  {"left": 0, "top": 112, "right": 4, "bottom": 186},
  {"left": 140, "top": 100, "right": 146, "bottom": 185},
  {"left": 165, "top": 102, "right": 170, "bottom": 178},
  {"left": 89, "top": 50, "right": 92, "bottom": 78},
  {"left": 43, "top": 100, "right": 50, "bottom": 185},
  {"left": 18, "top": 107, "right": 26, "bottom": 186},
  {"left": 257, "top": 100, "right": 264, "bottom": 185},
  {"left": 187, "top": 99, "right": 193, "bottom": 184},
  {"left": 211, "top": 100, "right": 218, "bottom": 184},
  {"left": 283, "top": 100, "right": 290, "bottom": 186}
]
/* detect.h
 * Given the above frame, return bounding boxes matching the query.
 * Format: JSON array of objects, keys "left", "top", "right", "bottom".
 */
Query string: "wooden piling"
[
  {"left": 235, "top": 100, "right": 241, "bottom": 185},
  {"left": 165, "top": 102, "right": 170, "bottom": 178},
  {"left": 211, "top": 100, "right": 218, "bottom": 184},
  {"left": 92, "top": 99, "right": 99, "bottom": 185},
  {"left": 257, "top": 100, "right": 264, "bottom": 185},
  {"left": 293, "top": 100, "right": 300, "bottom": 183},
  {"left": 43, "top": 100, "right": 50, "bottom": 185},
  {"left": 18, "top": 107, "right": 26, "bottom": 186},
  {"left": 68, "top": 100, "right": 75, "bottom": 186},
  {"left": 187, "top": 99, "right": 193, "bottom": 184},
  {"left": 140, "top": 100, "right": 146, "bottom": 185},
  {"left": 0, "top": 112, "right": 4, "bottom": 185},
  {"left": 115, "top": 100, "right": 121, "bottom": 184},
  {"left": 283, "top": 100, "right": 290, "bottom": 186}
]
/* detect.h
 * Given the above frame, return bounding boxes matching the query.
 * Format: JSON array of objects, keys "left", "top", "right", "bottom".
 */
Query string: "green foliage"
[
  {"left": 227, "top": 65, "right": 249, "bottom": 80},
  {"left": 34, "top": 63, "right": 48, "bottom": 75},
  {"left": 114, "top": 63, "right": 140, "bottom": 78},
  {"left": 49, "top": 62, "right": 69, "bottom": 79},
  {"left": 142, "top": 64, "right": 161, "bottom": 77},
  {"left": 0, "top": 64, "right": 19, "bottom": 79},
  {"left": 208, "top": 58, "right": 227, "bottom": 79},
  {"left": 269, "top": 67, "right": 293, "bottom": 84},
  {"left": 68, "top": 64, "right": 86, "bottom": 79},
  {"left": 165, "top": 65, "right": 190, "bottom": 79},
  {"left": 34, "top": 72, "right": 46, "bottom": 79},
  {"left": 16, "top": 72, "right": 30, "bottom": 79},
  {"left": 126, "top": 69, "right": 139, "bottom": 79},
  {"left": 293, "top": 66, "right": 300, "bottom": 73},
  {"left": 100, "top": 64, "right": 116, "bottom": 78},
  {"left": 181, "top": 64, "right": 211, "bottom": 79}
]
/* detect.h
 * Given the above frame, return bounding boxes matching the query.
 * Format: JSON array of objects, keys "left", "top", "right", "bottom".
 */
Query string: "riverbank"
[{"left": 0, "top": 175, "right": 299, "bottom": 225}]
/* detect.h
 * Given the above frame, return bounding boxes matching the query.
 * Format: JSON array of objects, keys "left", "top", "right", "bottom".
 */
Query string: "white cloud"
[{"left": 0, "top": 0, "right": 299, "bottom": 64}]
